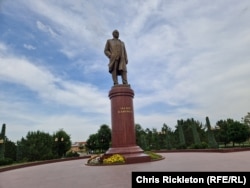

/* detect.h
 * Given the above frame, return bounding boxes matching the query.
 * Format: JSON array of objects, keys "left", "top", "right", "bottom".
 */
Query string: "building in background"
[{"left": 71, "top": 141, "right": 86, "bottom": 153}]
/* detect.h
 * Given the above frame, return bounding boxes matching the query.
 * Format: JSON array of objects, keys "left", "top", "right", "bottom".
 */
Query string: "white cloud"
[
  {"left": 36, "top": 21, "right": 58, "bottom": 37},
  {"left": 0, "top": 53, "right": 109, "bottom": 111},
  {"left": 23, "top": 44, "right": 36, "bottom": 50}
]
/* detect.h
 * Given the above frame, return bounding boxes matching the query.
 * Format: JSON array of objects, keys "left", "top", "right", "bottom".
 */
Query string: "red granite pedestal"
[{"left": 105, "top": 85, "right": 151, "bottom": 164}]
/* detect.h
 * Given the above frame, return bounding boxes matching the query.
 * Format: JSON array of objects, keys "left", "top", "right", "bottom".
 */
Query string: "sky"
[{"left": 1, "top": 0, "right": 250, "bottom": 143}]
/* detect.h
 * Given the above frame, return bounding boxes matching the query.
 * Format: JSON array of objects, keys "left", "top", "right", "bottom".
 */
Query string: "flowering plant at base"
[
  {"left": 87, "top": 154, "right": 126, "bottom": 165},
  {"left": 103, "top": 154, "right": 125, "bottom": 164}
]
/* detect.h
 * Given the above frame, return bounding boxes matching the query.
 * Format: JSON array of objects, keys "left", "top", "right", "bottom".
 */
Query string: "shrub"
[
  {"left": 0, "top": 158, "right": 14, "bottom": 166},
  {"left": 176, "top": 144, "right": 187, "bottom": 149},
  {"left": 66, "top": 151, "right": 80, "bottom": 158},
  {"left": 190, "top": 142, "right": 208, "bottom": 149}
]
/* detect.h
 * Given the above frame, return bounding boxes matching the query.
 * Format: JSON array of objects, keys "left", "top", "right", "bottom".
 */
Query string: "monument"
[{"left": 104, "top": 30, "right": 150, "bottom": 164}]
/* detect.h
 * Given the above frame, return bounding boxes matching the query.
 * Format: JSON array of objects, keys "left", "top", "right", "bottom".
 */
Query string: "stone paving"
[{"left": 0, "top": 151, "right": 250, "bottom": 188}]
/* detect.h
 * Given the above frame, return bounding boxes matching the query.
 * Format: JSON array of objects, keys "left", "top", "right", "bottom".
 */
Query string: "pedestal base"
[{"left": 105, "top": 146, "right": 151, "bottom": 164}]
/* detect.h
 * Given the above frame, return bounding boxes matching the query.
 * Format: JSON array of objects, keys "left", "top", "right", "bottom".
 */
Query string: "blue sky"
[{"left": 1, "top": 0, "right": 250, "bottom": 143}]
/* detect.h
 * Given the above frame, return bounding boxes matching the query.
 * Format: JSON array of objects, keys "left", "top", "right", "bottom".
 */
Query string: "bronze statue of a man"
[{"left": 104, "top": 30, "right": 128, "bottom": 85}]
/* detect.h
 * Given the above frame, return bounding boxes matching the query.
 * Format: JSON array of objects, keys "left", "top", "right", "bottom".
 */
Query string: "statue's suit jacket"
[{"left": 104, "top": 38, "right": 128, "bottom": 75}]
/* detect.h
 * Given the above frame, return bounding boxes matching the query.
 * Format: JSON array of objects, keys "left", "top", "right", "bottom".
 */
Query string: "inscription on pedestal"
[{"left": 118, "top": 106, "right": 133, "bottom": 113}]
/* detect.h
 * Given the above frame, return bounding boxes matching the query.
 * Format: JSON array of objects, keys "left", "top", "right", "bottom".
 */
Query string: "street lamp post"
[{"left": 55, "top": 137, "right": 64, "bottom": 158}]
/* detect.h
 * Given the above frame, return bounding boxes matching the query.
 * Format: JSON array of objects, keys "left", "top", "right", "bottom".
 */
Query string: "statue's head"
[{"left": 112, "top": 30, "right": 119, "bottom": 39}]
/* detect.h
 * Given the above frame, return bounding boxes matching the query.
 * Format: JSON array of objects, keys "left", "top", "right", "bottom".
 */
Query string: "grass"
[{"left": 144, "top": 151, "right": 163, "bottom": 160}]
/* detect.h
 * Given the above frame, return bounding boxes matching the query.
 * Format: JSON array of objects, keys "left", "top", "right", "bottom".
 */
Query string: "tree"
[
  {"left": 228, "top": 121, "right": 249, "bottom": 146},
  {"left": 85, "top": 124, "right": 111, "bottom": 153},
  {"left": 215, "top": 119, "right": 231, "bottom": 147},
  {"left": 4, "top": 137, "right": 17, "bottom": 161},
  {"left": 53, "top": 129, "right": 71, "bottom": 158},
  {"left": 86, "top": 134, "right": 98, "bottom": 153},
  {"left": 145, "top": 128, "right": 153, "bottom": 150},
  {"left": 0, "top": 124, "right": 6, "bottom": 160},
  {"left": 135, "top": 124, "right": 142, "bottom": 144},
  {"left": 161, "top": 123, "right": 173, "bottom": 150},
  {"left": 242, "top": 112, "right": 250, "bottom": 127},
  {"left": 97, "top": 124, "right": 111, "bottom": 152},
  {"left": 19, "top": 131, "right": 54, "bottom": 161},
  {"left": 206, "top": 116, "right": 218, "bottom": 148},
  {"left": 151, "top": 128, "right": 161, "bottom": 150},
  {"left": 176, "top": 120, "right": 186, "bottom": 148},
  {"left": 135, "top": 124, "right": 147, "bottom": 150},
  {"left": 215, "top": 118, "right": 249, "bottom": 147},
  {"left": 190, "top": 118, "right": 201, "bottom": 146}
]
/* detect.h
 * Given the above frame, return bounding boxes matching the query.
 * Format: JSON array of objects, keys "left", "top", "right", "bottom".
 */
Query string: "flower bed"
[
  {"left": 86, "top": 151, "right": 164, "bottom": 166},
  {"left": 87, "top": 154, "right": 125, "bottom": 165}
]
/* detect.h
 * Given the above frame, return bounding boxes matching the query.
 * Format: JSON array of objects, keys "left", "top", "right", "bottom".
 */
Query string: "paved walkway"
[{"left": 0, "top": 151, "right": 250, "bottom": 188}]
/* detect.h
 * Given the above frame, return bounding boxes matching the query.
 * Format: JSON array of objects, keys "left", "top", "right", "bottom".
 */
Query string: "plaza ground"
[{"left": 0, "top": 151, "right": 249, "bottom": 188}]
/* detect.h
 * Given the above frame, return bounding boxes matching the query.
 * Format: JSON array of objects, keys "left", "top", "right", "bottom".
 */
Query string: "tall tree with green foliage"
[
  {"left": 85, "top": 125, "right": 111, "bottom": 153},
  {"left": 161, "top": 123, "right": 173, "bottom": 149},
  {"left": 151, "top": 128, "right": 161, "bottom": 150},
  {"left": 86, "top": 134, "right": 98, "bottom": 153},
  {"left": 175, "top": 118, "right": 206, "bottom": 147},
  {"left": 215, "top": 119, "right": 231, "bottom": 147},
  {"left": 4, "top": 137, "right": 17, "bottom": 161},
  {"left": 97, "top": 124, "right": 111, "bottom": 152},
  {"left": 190, "top": 118, "right": 201, "bottom": 145},
  {"left": 206, "top": 116, "right": 218, "bottom": 148},
  {"left": 228, "top": 121, "right": 249, "bottom": 146},
  {"left": 215, "top": 118, "right": 249, "bottom": 147},
  {"left": 242, "top": 112, "right": 250, "bottom": 127},
  {"left": 0, "top": 124, "right": 6, "bottom": 160},
  {"left": 145, "top": 128, "right": 153, "bottom": 150},
  {"left": 135, "top": 124, "right": 147, "bottom": 150},
  {"left": 19, "top": 130, "right": 55, "bottom": 161},
  {"left": 177, "top": 120, "right": 186, "bottom": 148}
]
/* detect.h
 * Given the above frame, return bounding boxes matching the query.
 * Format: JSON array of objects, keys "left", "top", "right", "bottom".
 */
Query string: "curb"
[{"left": 0, "top": 156, "right": 90, "bottom": 173}]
